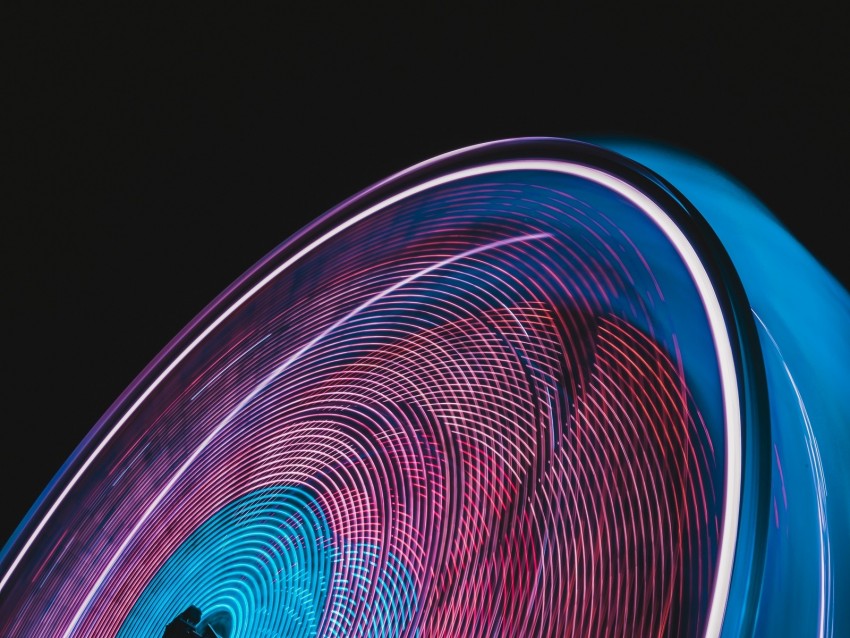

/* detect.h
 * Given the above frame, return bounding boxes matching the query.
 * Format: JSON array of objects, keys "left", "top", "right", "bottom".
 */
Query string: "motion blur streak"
[
  {"left": 598, "top": 140, "right": 850, "bottom": 637},
  {"left": 8, "top": 138, "right": 846, "bottom": 637}
]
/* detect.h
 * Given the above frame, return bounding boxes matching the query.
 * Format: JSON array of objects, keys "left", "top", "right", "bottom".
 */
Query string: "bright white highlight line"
[
  {"left": 61, "top": 232, "right": 550, "bottom": 638},
  {"left": 1, "top": 157, "right": 742, "bottom": 638}
]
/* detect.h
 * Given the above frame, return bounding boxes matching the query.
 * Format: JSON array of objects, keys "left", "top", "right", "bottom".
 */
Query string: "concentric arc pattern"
[{"left": 0, "top": 148, "right": 741, "bottom": 638}]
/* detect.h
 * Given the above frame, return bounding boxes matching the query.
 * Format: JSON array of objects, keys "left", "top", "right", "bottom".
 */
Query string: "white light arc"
[{"left": 1, "top": 155, "right": 742, "bottom": 638}]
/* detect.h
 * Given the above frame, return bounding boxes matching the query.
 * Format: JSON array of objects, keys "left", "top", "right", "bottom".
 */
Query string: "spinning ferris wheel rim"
[{"left": 1, "top": 137, "right": 767, "bottom": 638}]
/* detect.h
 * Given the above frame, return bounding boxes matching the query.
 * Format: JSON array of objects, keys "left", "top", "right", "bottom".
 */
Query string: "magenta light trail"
[{"left": 2, "top": 141, "right": 752, "bottom": 637}]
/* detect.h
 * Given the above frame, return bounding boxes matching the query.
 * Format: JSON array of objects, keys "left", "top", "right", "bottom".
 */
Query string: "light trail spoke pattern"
[{"left": 0, "top": 167, "right": 725, "bottom": 637}]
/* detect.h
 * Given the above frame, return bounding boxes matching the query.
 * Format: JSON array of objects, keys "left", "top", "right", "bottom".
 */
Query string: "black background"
[{"left": 4, "top": 6, "right": 848, "bottom": 548}]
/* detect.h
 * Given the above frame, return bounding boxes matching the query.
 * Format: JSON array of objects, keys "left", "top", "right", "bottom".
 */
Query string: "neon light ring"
[{"left": 2, "top": 138, "right": 848, "bottom": 637}]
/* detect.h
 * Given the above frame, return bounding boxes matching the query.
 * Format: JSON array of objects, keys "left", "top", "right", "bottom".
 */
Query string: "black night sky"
[{"left": 4, "top": 6, "right": 848, "bottom": 549}]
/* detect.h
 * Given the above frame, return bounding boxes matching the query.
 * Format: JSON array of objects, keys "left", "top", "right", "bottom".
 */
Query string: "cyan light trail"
[
  {"left": 0, "top": 155, "right": 730, "bottom": 637},
  {"left": 4, "top": 138, "right": 843, "bottom": 636},
  {"left": 596, "top": 139, "right": 850, "bottom": 636}
]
